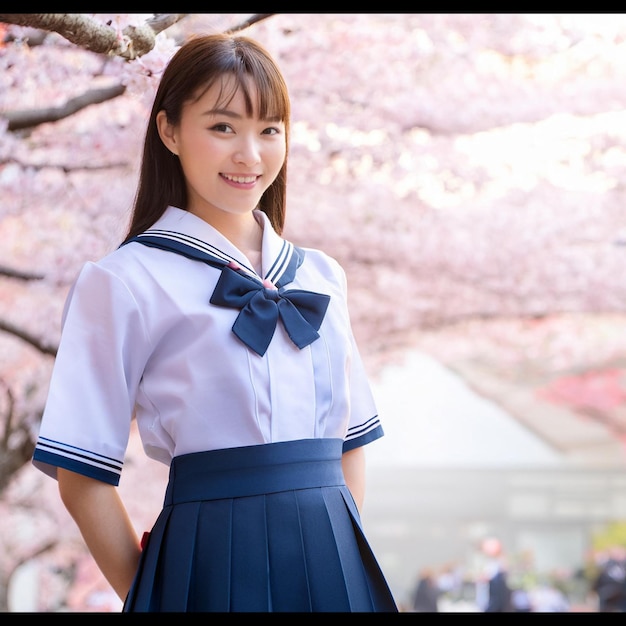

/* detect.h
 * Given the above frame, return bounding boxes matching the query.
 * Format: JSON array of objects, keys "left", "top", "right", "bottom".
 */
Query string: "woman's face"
[{"left": 158, "top": 76, "right": 286, "bottom": 223}]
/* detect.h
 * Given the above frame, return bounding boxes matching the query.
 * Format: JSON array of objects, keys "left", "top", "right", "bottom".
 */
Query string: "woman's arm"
[
  {"left": 57, "top": 468, "right": 141, "bottom": 602},
  {"left": 342, "top": 446, "right": 366, "bottom": 512}
]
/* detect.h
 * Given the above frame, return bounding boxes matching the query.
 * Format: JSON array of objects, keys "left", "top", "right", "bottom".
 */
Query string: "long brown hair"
[{"left": 123, "top": 33, "right": 291, "bottom": 242}]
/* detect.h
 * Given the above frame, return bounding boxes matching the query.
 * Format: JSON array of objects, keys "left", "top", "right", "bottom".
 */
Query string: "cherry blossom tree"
[
  {"left": 0, "top": 13, "right": 273, "bottom": 494},
  {"left": 0, "top": 13, "right": 266, "bottom": 611},
  {"left": 1, "top": 12, "right": 626, "bottom": 610}
]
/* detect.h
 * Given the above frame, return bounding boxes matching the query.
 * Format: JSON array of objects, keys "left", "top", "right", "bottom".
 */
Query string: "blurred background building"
[{"left": 362, "top": 350, "right": 626, "bottom": 610}]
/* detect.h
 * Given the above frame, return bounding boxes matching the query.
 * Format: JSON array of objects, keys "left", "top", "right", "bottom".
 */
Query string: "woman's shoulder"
[
  {"left": 297, "top": 244, "right": 343, "bottom": 272},
  {"left": 70, "top": 239, "right": 174, "bottom": 298},
  {"left": 83, "top": 240, "right": 146, "bottom": 276},
  {"left": 97, "top": 235, "right": 182, "bottom": 271},
  {"left": 294, "top": 244, "right": 348, "bottom": 292}
]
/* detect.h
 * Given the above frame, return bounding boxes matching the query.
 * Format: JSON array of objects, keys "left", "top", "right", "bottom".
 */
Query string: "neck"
[{"left": 192, "top": 208, "right": 263, "bottom": 274}]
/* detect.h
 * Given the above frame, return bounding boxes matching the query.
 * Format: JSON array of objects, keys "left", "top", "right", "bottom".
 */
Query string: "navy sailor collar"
[
  {"left": 123, "top": 206, "right": 331, "bottom": 356},
  {"left": 128, "top": 205, "right": 297, "bottom": 286}
]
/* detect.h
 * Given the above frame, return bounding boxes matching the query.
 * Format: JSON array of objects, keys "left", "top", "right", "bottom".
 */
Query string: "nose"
[{"left": 233, "top": 135, "right": 261, "bottom": 166}]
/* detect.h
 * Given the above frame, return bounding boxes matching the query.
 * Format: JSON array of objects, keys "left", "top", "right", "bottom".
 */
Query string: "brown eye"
[{"left": 211, "top": 124, "right": 233, "bottom": 133}]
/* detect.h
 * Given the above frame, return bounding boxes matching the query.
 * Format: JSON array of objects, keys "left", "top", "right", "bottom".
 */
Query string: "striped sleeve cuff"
[
  {"left": 32, "top": 437, "right": 123, "bottom": 486},
  {"left": 343, "top": 416, "right": 384, "bottom": 453}
]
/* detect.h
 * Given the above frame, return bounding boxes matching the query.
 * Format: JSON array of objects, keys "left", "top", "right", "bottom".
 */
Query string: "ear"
[{"left": 156, "top": 110, "right": 178, "bottom": 155}]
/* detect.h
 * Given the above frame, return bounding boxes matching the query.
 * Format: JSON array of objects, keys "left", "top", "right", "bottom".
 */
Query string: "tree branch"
[
  {"left": 0, "top": 434, "right": 36, "bottom": 494},
  {"left": 0, "top": 265, "right": 45, "bottom": 281},
  {"left": 147, "top": 13, "right": 189, "bottom": 34},
  {"left": 0, "top": 378, "right": 38, "bottom": 494},
  {"left": 4, "top": 83, "right": 126, "bottom": 131},
  {"left": 0, "top": 320, "right": 58, "bottom": 357},
  {"left": 0, "top": 13, "right": 189, "bottom": 59},
  {"left": 0, "top": 380, "right": 15, "bottom": 448},
  {"left": 0, "top": 13, "right": 276, "bottom": 132},
  {"left": 224, "top": 13, "right": 276, "bottom": 34},
  {"left": 1, "top": 154, "right": 130, "bottom": 171}
]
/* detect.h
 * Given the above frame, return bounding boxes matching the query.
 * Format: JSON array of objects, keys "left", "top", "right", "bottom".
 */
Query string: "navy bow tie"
[
  {"left": 123, "top": 233, "right": 331, "bottom": 357},
  {"left": 210, "top": 266, "right": 330, "bottom": 356}
]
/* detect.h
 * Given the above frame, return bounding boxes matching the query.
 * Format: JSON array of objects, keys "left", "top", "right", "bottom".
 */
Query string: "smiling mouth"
[{"left": 221, "top": 174, "right": 259, "bottom": 184}]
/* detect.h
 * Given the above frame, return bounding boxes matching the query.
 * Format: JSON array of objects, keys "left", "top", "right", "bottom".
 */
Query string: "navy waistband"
[{"left": 164, "top": 438, "right": 346, "bottom": 505}]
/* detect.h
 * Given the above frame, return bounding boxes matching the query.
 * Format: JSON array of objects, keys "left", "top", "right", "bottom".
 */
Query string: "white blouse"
[{"left": 33, "top": 206, "right": 383, "bottom": 485}]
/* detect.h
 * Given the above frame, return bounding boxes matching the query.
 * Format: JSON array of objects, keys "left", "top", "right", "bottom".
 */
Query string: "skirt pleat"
[
  {"left": 124, "top": 507, "right": 170, "bottom": 611},
  {"left": 192, "top": 499, "right": 233, "bottom": 611},
  {"left": 266, "top": 490, "right": 312, "bottom": 611},
  {"left": 123, "top": 438, "right": 397, "bottom": 613},
  {"left": 159, "top": 502, "right": 200, "bottom": 610},
  {"left": 296, "top": 486, "right": 354, "bottom": 611},
  {"left": 230, "top": 495, "right": 271, "bottom": 610}
]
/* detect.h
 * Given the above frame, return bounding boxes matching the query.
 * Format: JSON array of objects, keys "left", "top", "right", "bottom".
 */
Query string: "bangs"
[
  {"left": 192, "top": 57, "right": 289, "bottom": 122},
  {"left": 241, "top": 59, "right": 290, "bottom": 121},
  {"left": 215, "top": 74, "right": 288, "bottom": 121}
]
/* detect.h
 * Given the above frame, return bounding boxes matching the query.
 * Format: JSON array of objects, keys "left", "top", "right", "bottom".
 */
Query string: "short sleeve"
[
  {"left": 329, "top": 262, "right": 383, "bottom": 454},
  {"left": 342, "top": 331, "right": 384, "bottom": 453},
  {"left": 32, "top": 261, "right": 150, "bottom": 486}
]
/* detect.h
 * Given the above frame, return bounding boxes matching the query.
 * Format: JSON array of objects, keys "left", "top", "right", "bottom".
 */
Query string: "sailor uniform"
[{"left": 32, "top": 205, "right": 397, "bottom": 612}]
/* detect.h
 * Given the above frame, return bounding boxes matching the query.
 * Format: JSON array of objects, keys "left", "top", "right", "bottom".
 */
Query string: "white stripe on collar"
[{"left": 139, "top": 228, "right": 296, "bottom": 284}]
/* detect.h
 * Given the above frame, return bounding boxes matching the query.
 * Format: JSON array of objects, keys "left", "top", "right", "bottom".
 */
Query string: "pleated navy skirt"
[{"left": 123, "top": 438, "right": 398, "bottom": 612}]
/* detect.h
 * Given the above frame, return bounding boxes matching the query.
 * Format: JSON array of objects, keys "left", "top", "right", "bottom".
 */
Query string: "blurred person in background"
[
  {"left": 410, "top": 566, "right": 440, "bottom": 612},
  {"left": 475, "top": 537, "right": 513, "bottom": 612},
  {"left": 592, "top": 545, "right": 626, "bottom": 612}
]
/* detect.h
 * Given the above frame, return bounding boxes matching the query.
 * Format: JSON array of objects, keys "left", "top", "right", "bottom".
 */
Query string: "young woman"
[{"left": 32, "top": 32, "right": 398, "bottom": 612}]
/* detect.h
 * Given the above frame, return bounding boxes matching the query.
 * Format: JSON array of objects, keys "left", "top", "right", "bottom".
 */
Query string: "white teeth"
[{"left": 224, "top": 174, "right": 257, "bottom": 183}]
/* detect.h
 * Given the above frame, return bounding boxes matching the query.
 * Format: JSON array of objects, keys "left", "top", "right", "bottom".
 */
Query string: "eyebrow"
[
  {"left": 202, "top": 108, "right": 283, "bottom": 122},
  {"left": 203, "top": 108, "right": 240, "bottom": 118}
]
